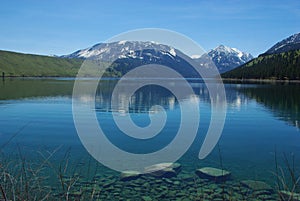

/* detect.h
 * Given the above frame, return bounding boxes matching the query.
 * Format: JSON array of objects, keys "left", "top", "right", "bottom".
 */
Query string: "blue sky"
[{"left": 1, "top": 0, "right": 299, "bottom": 56}]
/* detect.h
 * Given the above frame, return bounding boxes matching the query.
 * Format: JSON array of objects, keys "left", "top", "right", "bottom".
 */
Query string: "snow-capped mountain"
[
  {"left": 264, "top": 33, "right": 300, "bottom": 55},
  {"left": 62, "top": 41, "right": 200, "bottom": 78},
  {"left": 62, "top": 41, "right": 178, "bottom": 61},
  {"left": 205, "top": 45, "right": 253, "bottom": 73}
]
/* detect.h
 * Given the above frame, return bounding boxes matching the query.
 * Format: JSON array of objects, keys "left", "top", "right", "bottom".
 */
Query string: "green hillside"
[
  {"left": 0, "top": 50, "right": 83, "bottom": 77},
  {"left": 222, "top": 49, "right": 300, "bottom": 80}
]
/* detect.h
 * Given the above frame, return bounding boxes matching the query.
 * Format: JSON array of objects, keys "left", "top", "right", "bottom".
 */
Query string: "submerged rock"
[
  {"left": 120, "top": 171, "right": 141, "bottom": 181},
  {"left": 240, "top": 180, "right": 272, "bottom": 191},
  {"left": 195, "top": 167, "right": 231, "bottom": 182},
  {"left": 119, "top": 163, "right": 182, "bottom": 181},
  {"left": 279, "top": 190, "right": 300, "bottom": 201},
  {"left": 144, "top": 163, "right": 182, "bottom": 178}
]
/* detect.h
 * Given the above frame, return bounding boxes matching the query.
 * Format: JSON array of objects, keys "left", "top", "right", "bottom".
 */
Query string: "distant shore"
[
  {"left": 2, "top": 76, "right": 300, "bottom": 84},
  {"left": 221, "top": 78, "right": 300, "bottom": 84}
]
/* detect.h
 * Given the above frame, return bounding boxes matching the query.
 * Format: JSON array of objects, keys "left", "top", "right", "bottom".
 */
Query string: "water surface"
[{"left": 0, "top": 78, "right": 299, "bottom": 200}]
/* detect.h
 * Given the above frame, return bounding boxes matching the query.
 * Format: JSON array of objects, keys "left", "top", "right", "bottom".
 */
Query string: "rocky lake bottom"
[{"left": 49, "top": 163, "right": 282, "bottom": 201}]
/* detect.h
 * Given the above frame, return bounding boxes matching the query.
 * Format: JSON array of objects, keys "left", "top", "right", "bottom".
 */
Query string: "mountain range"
[
  {"left": 62, "top": 41, "right": 253, "bottom": 74},
  {"left": 62, "top": 41, "right": 178, "bottom": 61},
  {"left": 0, "top": 32, "right": 299, "bottom": 79},
  {"left": 62, "top": 41, "right": 201, "bottom": 78}
]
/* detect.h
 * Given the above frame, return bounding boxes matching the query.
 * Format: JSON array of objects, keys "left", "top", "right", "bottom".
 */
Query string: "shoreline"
[
  {"left": 221, "top": 78, "right": 300, "bottom": 84},
  {"left": 2, "top": 76, "right": 300, "bottom": 84}
]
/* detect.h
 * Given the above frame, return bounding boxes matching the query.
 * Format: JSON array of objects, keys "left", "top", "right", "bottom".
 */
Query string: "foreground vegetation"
[{"left": 1, "top": 147, "right": 300, "bottom": 200}]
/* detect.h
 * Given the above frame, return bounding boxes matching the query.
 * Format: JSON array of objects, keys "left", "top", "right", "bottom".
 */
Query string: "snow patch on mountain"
[
  {"left": 169, "top": 48, "right": 176, "bottom": 57},
  {"left": 118, "top": 40, "right": 127, "bottom": 45},
  {"left": 191, "top": 54, "right": 201, "bottom": 59}
]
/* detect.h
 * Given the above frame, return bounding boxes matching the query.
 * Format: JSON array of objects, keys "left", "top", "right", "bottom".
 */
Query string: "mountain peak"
[
  {"left": 214, "top": 44, "right": 232, "bottom": 51},
  {"left": 207, "top": 45, "right": 253, "bottom": 73},
  {"left": 213, "top": 45, "right": 245, "bottom": 58},
  {"left": 265, "top": 32, "right": 300, "bottom": 55}
]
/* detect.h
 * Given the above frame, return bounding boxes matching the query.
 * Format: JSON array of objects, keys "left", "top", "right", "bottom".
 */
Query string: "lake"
[{"left": 0, "top": 78, "right": 300, "bottom": 200}]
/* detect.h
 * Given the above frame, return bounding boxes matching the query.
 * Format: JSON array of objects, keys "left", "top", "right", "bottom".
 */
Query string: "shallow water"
[{"left": 0, "top": 78, "right": 300, "bottom": 200}]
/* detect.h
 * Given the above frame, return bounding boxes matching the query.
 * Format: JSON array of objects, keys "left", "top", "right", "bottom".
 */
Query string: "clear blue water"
[{"left": 0, "top": 78, "right": 300, "bottom": 199}]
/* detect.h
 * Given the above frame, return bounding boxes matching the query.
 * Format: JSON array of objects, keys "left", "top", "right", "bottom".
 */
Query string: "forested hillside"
[{"left": 222, "top": 49, "right": 300, "bottom": 80}]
